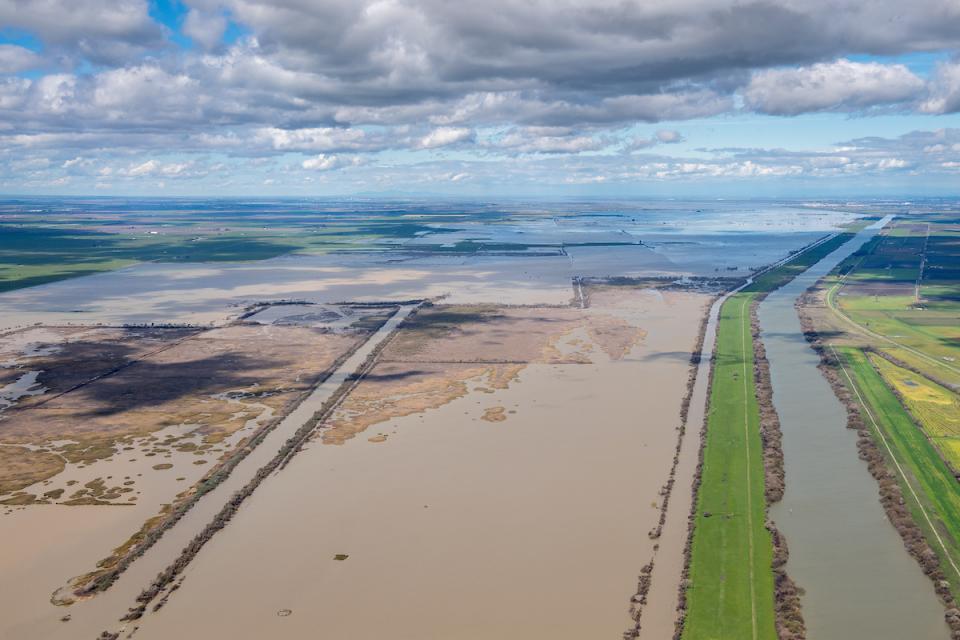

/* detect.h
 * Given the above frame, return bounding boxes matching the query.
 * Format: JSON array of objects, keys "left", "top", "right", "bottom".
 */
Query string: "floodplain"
[{"left": 0, "top": 198, "right": 880, "bottom": 639}]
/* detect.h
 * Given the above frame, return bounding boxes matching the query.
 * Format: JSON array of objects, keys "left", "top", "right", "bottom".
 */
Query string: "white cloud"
[
  {"left": 0, "top": 44, "right": 41, "bottom": 73},
  {"left": 301, "top": 154, "right": 360, "bottom": 171},
  {"left": 921, "top": 59, "right": 960, "bottom": 114},
  {"left": 183, "top": 9, "right": 228, "bottom": 50},
  {"left": 743, "top": 59, "right": 925, "bottom": 115},
  {"left": 656, "top": 130, "right": 685, "bottom": 144},
  {"left": 417, "top": 127, "right": 474, "bottom": 149},
  {"left": 494, "top": 127, "right": 605, "bottom": 154}
]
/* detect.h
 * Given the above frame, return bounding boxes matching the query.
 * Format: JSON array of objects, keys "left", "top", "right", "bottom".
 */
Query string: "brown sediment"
[
  {"left": 321, "top": 363, "right": 523, "bottom": 445},
  {"left": 0, "top": 446, "right": 65, "bottom": 495},
  {"left": 622, "top": 295, "right": 714, "bottom": 640},
  {"left": 125, "top": 291, "right": 706, "bottom": 640},
  {"left": 1, "top": 324, "right": 364, "bottom": 499},
  {"left": 480, "top": 406, "right": 507, "bottom": 422},
  {"left": 797, "top": 289, "right": 960, "bottom": 637},
  {"left": 58, "top": 317, "right": 389, "bottom": 603},
  {"left": 751, "top": 302, "right": 805, "bottom": 640},
  {"left": 111, "top": 306, "right": 413, "bottom": 623}
]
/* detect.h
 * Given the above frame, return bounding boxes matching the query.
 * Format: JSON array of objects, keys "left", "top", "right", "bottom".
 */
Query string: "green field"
[
  {"left": 0, "top": 218, "right": 457, "bottom": 293},
  {"left": 742, "top": 231, "right": 856, "bottom": 294},
  {"left": 834, "top": 348, "right": 960, "bottom": 595},
  {"left": 682, "top": 291, "right": 776, "bottom": 640},
  {"left": 828, "top": 217, "right": 960, "bottom": 387},
  {"left": 812, "top": 211, "right": 960, "bottom": 603}
]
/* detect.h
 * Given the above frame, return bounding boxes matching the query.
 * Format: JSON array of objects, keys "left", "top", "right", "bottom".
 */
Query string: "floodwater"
[
  {"left": 0, "top": 306, "right": 413, "bottom": 640},
  {"left": 638, "top": 292, "right": 724, "bottom": 639},
  {"left": 0, "top": 206, "right": 849, "bottom": 331},
  {"left": 129, "top": 293, "right": 708, "bottom": 639},
  {"left": 760, "top": 216, "right": 947, "bottom": 639}
]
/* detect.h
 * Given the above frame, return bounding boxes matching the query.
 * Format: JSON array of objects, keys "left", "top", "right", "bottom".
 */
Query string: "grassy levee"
[
  {"left": 742, "top": 231, "right": 855, "bottom": 294},
  {"left": 681, "top": 231, "right": 864, "bottom": 639},
  {"left": 682, "top": 291, "right": 777, "bottom": 640},
  {"left": 836, "top": 347, "right": 960, "bottom": 598}
]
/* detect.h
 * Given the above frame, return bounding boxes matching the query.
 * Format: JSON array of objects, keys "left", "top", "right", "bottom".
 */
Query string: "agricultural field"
[
  {"left": 870, "top": 354, "right": 960, "bottom": 471},
  {"left": 800, "top": 210, "right": 960, "bottom": 613},
  {"left": 834, "top": 349, "right": 960, "bottom": 596},
  {"left": 0, "top": 212, "right": 451, "bottom": 293},
  {"left": 829, "top": 216, "right": 960, "bottom": 388}
]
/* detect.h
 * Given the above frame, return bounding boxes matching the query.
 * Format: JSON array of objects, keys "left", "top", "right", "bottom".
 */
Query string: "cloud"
[
  {"left": 627, "top": 129, "right": 685, "bottom": 151},
  {"left": 0, "top": 0, "right": 164, "bottom": 66},
  {"left": 121, "top": 159, "right": 195, "bottom": 177},
  {"left": 0, "top": 44, "right": 42, "bottom": 73},
  {"left": 417, "top": 126, "right": 474, "bottom": 149},
  {"left": 2, "top": 0, "right": 960, "bottom": 191},
  {"left": 492, "top": 127, "right": 606, "bottom": 154},
  {"left": 656, "top": 129, "right": 685, "bottom": 144},
  {"left": 921, "top": 58, "right": 960, "bottom": 114},
  {"left": 301, "top": 154, "right": 360, "bottom": 171},
  {"left": 183, "top": 9, "right": 228, "bottom": 50},
  {"left": 743, "top": 59, "right": 925, "bottom": 115}
]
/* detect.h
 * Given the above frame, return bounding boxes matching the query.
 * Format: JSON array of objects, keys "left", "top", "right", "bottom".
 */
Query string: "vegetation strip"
[
  {"left": 677, "top": 231, "right": 858, "bottom": 640},
  {"left": 832, "top": 346, "right": 960, "bottom": 583},
  {"left": 679, "top": 291, "right": 776, "bottom": 640}
]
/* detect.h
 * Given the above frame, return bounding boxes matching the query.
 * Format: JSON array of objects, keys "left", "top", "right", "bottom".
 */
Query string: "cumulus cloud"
[
  {"left": 0, "top": 0, "right": 164, "bottom": 66},
  {"left": 417, "top": 126, "right": 474, "bottom": 149},
  {"left": 921, "top": 58, "right": 960, "bottom": 114},
  {"left": 2, "top": 0, "right": 960, "bottom": 190},
  {"left": 743, "top": 59, "right": 925, "bottom": 115},
  {"left": 656, "top": 130, "right": 685, "bottom": 144},
  {"left": 0, "top": 44, "right": 41, "bottom": 73},
  {"left": 301, "top": 154, "right": 361, "bottom": 171},
  {"left": 627, "top": 129, "right": 686, "bottom": 151},
  {"left": 183, "top": 9, "right": 228, "bottom": 50},
  {"left": 492, "top": 127, "right": 606, "bottom": 154}
]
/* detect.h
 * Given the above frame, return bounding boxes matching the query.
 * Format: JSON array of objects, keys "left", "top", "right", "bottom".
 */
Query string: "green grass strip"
[
  {"left": 834, "top": 347, "right": 960, "bottom": 596},
  {"left": 682, "top": 291, "right": 777, "bottom": 640}
]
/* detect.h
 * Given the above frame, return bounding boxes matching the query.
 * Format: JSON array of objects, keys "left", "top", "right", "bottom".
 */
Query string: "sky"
[{"left": 0, "top": 0, "right": 959, "bottom": 198}]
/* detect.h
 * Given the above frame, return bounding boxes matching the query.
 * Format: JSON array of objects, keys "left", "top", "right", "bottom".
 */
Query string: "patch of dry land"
[
  {"left": 0, "top": 314, "right": 380, "bottom": 639},
  {"left": 130, "top": 286, "right": 711, "bottom": 640}
]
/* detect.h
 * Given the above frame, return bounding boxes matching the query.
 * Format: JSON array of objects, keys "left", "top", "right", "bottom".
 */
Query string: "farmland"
[
  {"left": 799, "top": 210, "right": 960, "bottom": 629},
  {"left": 834, "top": 348, "right": 960, "bottom": 597}
]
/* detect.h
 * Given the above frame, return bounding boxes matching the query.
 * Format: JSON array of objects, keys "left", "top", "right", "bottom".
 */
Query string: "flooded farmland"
[
  {"left": 0, "top": 200, "right": 868, "bottom": 639},
  {"left": 760, "top": 218, "right": 947, "bottom": 639},
  {"left": 127, "top": 290, "right": 709, "bottom": 639}
]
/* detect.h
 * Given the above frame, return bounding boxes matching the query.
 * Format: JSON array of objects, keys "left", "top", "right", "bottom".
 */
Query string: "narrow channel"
[{"left": 759, "top": 216, "right": 947, "bottom": 639}]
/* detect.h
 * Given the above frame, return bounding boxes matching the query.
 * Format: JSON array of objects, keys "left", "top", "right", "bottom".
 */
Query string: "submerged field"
[
  {"left": 104, "top": 285, "right": 713, "bottom": 640},
  {"left": 0, "top": 199, "right": 872, "bottom": 640}
]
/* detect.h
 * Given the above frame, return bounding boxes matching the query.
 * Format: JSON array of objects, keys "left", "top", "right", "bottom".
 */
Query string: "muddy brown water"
[
  {"left": 124, "top": 293, "right": 708, "bottom": 639},
  {"left": 0, "top": 306, "right": 414, "bottom": 640},
  {"left": 760, "top": 216, "right": 947, "bottom": 639}
]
